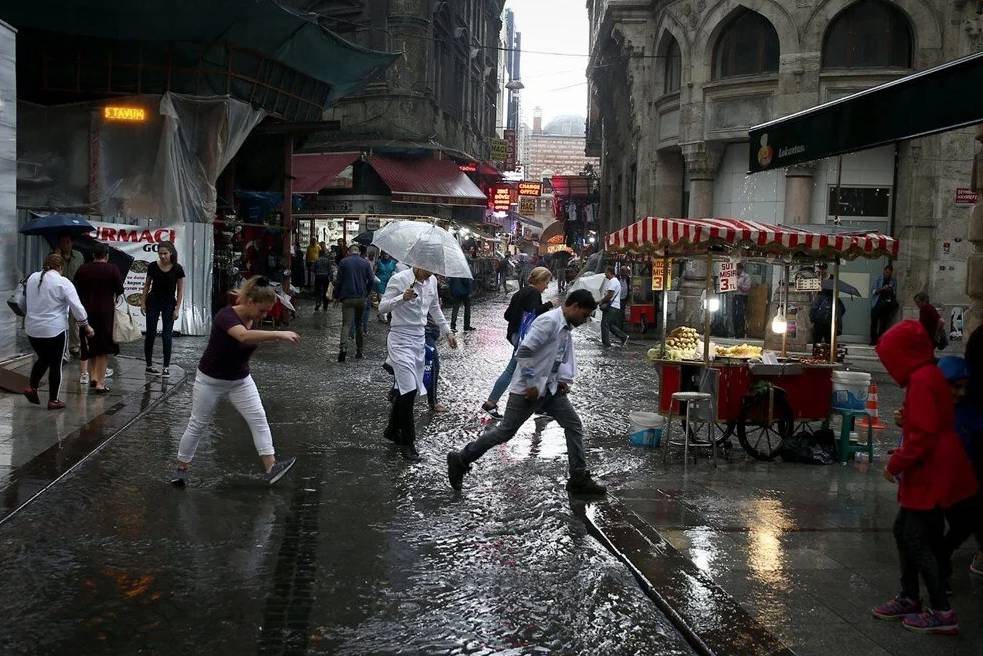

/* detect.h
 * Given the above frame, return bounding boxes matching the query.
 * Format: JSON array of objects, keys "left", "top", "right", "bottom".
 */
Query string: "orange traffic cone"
[{"left": 857, "top": 381, "right": 887, "bottom": 430}]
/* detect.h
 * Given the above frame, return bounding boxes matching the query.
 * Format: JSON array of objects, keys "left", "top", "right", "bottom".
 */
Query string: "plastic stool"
[
  {"left": 824, "top": 407, "right": 874, "bottom": 464},
  {"left": 662, "top": 391, "right": 716, "bottom": 467}
]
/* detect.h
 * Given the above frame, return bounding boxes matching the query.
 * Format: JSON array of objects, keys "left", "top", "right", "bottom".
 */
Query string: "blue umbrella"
[{"left": 19, "top": 213, "right": 95, "bottom": 236}]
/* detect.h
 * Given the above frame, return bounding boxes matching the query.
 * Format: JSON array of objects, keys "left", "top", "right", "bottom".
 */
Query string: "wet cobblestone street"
[{"left": 0, "top": 291, "right": 697, "bottom": 656}]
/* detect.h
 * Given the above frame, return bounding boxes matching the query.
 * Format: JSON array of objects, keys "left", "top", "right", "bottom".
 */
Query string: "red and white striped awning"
[{"left": 606, "top": 217, "right": 900, "bottom": 260}]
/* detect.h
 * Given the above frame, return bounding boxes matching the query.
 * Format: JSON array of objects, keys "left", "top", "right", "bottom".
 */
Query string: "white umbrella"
[
  {"left": 567, "top": 273, "right": 607, "bottom": 302},
  {"left": 372, "top": 221, "right": 473, "bottom": 279}
]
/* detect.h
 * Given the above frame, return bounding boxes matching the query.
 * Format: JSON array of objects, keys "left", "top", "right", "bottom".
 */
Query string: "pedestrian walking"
[
  {"left": 448, "top": 290, "right": 606, "bottom": 494},
  {"left": 870, "top": 264, "right": 898, "bottom": 345},
  {"left": 170, "top": 276, "right": 300, "bottom": 487},
  {"left": 53, "top": 233, "right": 86, "bottom": 362},
  {"left": 496, "top": 252, "right": 510, "bottom": 291},
  {"left": 554, "top": 256, "right": 567, "bottom": 293},
  {"left": 334, "top": 244, "right": 374, "bottom": 362},
  {"left": 732, "top": 262, "right": 752, "bottom": 338},
  {"left": 375, "top": 252, "right": 397, "bottom": 322},
  {"left": 599, "top": 266, "right": 629, "bottom": 348},
  {"left": 305, "top": 238, "right": 320, "bottom": 288},
  {"left": 425, "top": 314, "right": 446, "bottom": 412},
  {"left": 378, "top": 266, "right": 458, "bottom": 461},
  {"left": 448, "top": 275, "right": 474, "bottom": 332},
  {"left": 312, "top": 247, "right": 334, "bottom": 312},
  {"left": 141, "top": 241, "right": 185, "bottom": 377},
  {"left": 933, "top": 356, "right": 983, "bottom": 584},
  {"left": 22, "top": 254, "right": 93, "bottom": 410},
  {"left": 481, "top": 266, "right": 554, "bottom": 418},
  {"left": 872, "top": 320, "right": 978, "bottom": 634},
  {"left": 73, "top": 243, "right": 124, "bottom": 394},
  {"left": 915, "top": 292, "right": 946, "bottom": 350}
]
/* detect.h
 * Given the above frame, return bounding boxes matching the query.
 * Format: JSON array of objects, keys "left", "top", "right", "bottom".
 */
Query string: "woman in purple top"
[{"left": 171, "top": 276, "right": 300, "bottom": 487}]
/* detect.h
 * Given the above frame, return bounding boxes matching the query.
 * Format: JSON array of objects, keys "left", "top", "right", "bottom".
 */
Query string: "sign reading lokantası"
[{"left": 89, "top": 221, "right": 191, "bottom": 333}]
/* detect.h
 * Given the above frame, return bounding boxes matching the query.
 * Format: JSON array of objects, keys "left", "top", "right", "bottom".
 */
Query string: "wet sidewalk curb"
[
  {"left": 577, "top": 498, "right": 796, "bottom": 656},
  {"left": 0, "top": 356, "right": 189, "bottom": 526}
]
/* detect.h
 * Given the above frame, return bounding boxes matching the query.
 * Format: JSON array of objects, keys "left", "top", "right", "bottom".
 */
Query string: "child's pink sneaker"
[
  {"left": 902, "top": 609, "right": 959, "bottom": 635},
  {"left": 872, "top": 595, "right": 921, "bottom": 620}
]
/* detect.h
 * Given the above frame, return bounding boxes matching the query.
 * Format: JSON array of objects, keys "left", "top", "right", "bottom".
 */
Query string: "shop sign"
[
  {"left": 365, "top": 216, "right": 381, "bottom": 231},
  {"left": 488, "top": 185, "right": 513, "bottom": 212},
  {"left": 89, "top": 220, "right": 188, "bottom": 332},
  {"left": 651, "top": 258, "right": 673, "bottom": 291},
  {"left": 518, "top": 197, "right": 536, "bottom": 215},
  {"left": 458, "top": 162, "right": 478, "bottom": 173},
  {"left": 103, "top": 105, "right": 147, "bottom": 122},
  {"left": 517, "top": 181, "right": 542, "bottom": 197},
  {"left": 717, "top": 262, "right": 738, "bottom": 293},
  {"left": 546, "top": 235, "right": 566, "bottom": 245},
  {"left": 503, "top": 129, "right": 517, "bottom": 171},
  {"left": 955, "top": 188, "right": 979, "bottom": 205},
  {"left": 794, "top": 275, "right": 821, "bottom": 292},
  {"left": 490, "top": 138, "right": 508, "bottom": 162}
]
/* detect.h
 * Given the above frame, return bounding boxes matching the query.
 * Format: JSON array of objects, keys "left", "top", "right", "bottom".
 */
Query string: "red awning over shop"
[
  {"left": 291, "top": 152, "right": 361, "bottom": 193},
  {"left": 366, "top": 156, "right": 487, "bottom": 207}
]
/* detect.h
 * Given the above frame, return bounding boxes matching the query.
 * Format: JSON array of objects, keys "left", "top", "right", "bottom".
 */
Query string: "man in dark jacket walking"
[
  {"left": 449, "top": 276, "right": 474, "bottom": 332},
  {"left": 334, "top": 244, "right": 374, "bottom": 362}
]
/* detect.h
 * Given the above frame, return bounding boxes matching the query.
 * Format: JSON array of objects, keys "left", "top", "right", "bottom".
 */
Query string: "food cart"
[{"left": 606, "top": 217, "right": 900, "bottom": 460}]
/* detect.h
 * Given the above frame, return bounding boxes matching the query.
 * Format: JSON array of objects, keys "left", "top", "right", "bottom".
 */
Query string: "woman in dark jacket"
[
  {"left": 481, "top": 266, "right": 553, "bottom": 418},
  {"left": 74, "top": 243, "right": 124, "bottom": 393}
]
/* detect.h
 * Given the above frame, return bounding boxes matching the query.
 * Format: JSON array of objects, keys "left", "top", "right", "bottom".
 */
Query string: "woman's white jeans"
[{"left": 177, "top": 371, "right": 274, "bottom": 463}]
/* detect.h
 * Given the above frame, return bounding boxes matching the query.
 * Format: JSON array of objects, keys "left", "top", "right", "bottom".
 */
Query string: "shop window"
[
  {"left": 828, "top": 186, "right": 892, "bottom": 218},
  {"left": 712, "top": 9, "right": 780, "bottom": 79},
  {"left": 662, "top": 36, "right": 681, "bottom": 94},
  {"left": 822, "top": 1, "right": 912, "bottom": 69}
]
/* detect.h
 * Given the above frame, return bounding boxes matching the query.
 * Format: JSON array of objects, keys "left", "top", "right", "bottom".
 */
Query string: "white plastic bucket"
[
  {"left": 831, "top": 371, "right": 870, "bottom": 411},
  {"left": 629, "top": 412, "right": 665, "bottom": 447}
]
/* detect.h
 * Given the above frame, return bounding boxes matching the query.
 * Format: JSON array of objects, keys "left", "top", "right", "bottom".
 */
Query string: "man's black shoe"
[
  {"left": 463, "top": 326, "right": 476, "bottom": 332},
  {"left": 355, "top": 350, "right": 364, "bottom": 359},
  {"left": 382, "top": 362, "right": 395, "bottom": 375},
  {"left": 447, "top": 450, "right": 471, "bottom": 490},
  {"left": 383, "top": 428, "right": 397, "bottom": 442},
  {"left": 337, "top": 351, "right": 346, "bottom": 363},
  {"left": 565, "top": 472, "right": 607, "bottom": 495},
  {"left": 400, "top": 444, "right": 422, "bottom": 462}
]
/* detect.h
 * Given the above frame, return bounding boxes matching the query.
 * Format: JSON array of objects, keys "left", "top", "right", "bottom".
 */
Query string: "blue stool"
[{"left": 824, "top": 408, "right": 874, "bottom": 464}]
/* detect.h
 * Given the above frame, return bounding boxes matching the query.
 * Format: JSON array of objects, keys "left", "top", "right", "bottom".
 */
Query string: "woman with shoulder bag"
[{"left": 23, "top": 254, "right": 94, "bottom": 409}]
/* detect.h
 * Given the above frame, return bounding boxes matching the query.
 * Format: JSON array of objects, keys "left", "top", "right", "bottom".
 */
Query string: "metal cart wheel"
[
  {"left": 679, "top": 418, "right": 735, "bottom": 447},
  {"left": 737, "top": 386, "right": 794, "bottom": 461}
]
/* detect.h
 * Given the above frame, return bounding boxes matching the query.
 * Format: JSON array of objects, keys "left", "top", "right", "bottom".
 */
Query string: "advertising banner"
[
  {"left": 504, "top": 129, "right": 517, "bottom": 171},
  {"left": 651, "top": 258, "right": 673, "bottom": 291},
  {"left": 717, "top": 261, "right": 738, "bottom": 293},
  {"left": 89, "top": 221, "right": 192, "bottom": 333}
]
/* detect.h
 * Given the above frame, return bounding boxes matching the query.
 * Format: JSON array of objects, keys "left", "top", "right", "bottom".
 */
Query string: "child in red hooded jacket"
[{"left": 872, "top": 320, "right": 978, "bottom": 635}]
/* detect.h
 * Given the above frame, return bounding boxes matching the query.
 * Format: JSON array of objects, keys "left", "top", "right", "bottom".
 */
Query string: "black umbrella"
[
  {"left": 19, "top": 213, "right": 94, "bottom": 237},
  {"left": 821, "top": 277, "right": 861, "bottom": 297},
  {"left": 353, "top": 231, "right": 374, "bottom": 246}
]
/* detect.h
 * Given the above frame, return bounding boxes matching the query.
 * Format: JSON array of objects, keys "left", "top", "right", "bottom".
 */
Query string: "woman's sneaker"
[
  {"left": 970, "top": 552, "right": 983, "bottom": 576},
  {"left": 902, "top": 609, "right": 959, "bottom": 635},
  {"left": 146, "top": 366, "right": 161, "bottom": 375},
  {"left": 265, "top": 457, "right": 297, "bottom": 485},
  {"left": 162, "top": 367, "right": 170, "bottom": 378},
  {"left": 872, "top": 595, "right": 921, "bottom": 620}
]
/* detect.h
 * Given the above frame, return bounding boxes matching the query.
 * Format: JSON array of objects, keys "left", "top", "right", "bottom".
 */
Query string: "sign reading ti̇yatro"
[{"left": 104, "top": 106, "right": 147, "bottom": 122}]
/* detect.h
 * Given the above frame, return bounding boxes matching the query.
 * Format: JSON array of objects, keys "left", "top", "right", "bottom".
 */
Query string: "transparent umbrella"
[{"left": 371, "top": 221, "right": 473, "bottom": 279}]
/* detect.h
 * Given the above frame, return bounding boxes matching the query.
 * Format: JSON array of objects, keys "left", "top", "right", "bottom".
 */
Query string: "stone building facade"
[
  {"left": 587, "top": 0, "right": 983, "bottom": 338},
  {"left": 308, "top": 0, "right": 506, "bottom": 161},
  {"left": 526, "top": 133, "right": 601, "bottom": 184}
]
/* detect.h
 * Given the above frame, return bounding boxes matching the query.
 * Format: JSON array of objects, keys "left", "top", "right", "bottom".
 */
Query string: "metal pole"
[
  {"left": 660, "top": 253, "right": 669, "bottom": 359},
  {"left": 830, "top": 259, "right": 840, "bottom": 364},
  {"left": 833, "top": 155, "right": 843, "bottom": 225},
  {"left": 782, "top": 263, "right": 790, "bottom": 358},
  {"left": 703, "top": 251, "right": 712, "bottom": 364}
]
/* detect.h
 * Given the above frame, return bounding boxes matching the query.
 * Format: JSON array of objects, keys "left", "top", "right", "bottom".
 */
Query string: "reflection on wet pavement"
[{"left": 0, "top": 292, "right": 697, "bottom": 655}]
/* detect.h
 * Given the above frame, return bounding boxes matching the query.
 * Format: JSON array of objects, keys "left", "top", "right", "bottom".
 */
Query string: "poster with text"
[
  {"left": 89, "top": 221, "right": 189, "bottom": 333},
  {"left": 717, "top": 262, "right": 738, "bottom": 293}
]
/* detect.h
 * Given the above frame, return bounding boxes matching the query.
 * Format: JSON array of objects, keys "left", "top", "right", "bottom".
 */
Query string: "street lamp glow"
[{"left": 588, "top": 236, "right": 595, "bottom": 244}]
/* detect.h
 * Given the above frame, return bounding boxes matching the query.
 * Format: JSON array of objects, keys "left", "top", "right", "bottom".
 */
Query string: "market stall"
[{"left": 606, "top": 217, "right": 900, "bottom": 460}]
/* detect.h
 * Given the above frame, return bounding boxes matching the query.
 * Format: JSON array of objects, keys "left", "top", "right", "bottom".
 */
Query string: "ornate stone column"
[
  {"left": 677, "top": 142, "right": 723, "bottom": 327},
  {"left": 967, "top": 126, "right": 983, "bottom": 337}
]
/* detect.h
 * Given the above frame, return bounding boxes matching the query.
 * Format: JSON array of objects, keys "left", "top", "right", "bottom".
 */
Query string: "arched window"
[
  {"left": 713, "top": 9, "right": 780, "bottom": 79},
  {"left": 662, "top": 36, "right": 682, "bottom": 94},
  {"left": 822, "top": 1, "right": 912, "bottom": 69}
]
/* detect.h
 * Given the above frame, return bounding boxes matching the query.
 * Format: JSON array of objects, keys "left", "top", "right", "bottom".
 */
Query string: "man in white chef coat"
[{"left": 378, "top": 266, "right": 458, "bottom": 461}]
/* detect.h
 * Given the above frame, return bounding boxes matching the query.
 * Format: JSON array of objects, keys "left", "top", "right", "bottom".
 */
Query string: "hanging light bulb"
[
  {"left": 701, "top": 290, "right": 720, "bottom": 313},
  {"left": 771, "top": 310, "right": 788, "bottom": 335}
]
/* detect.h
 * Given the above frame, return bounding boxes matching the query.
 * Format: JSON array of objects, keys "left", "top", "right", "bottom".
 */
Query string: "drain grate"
[{"left": 258, "top": 483, "right": 321, "bottom": 656}]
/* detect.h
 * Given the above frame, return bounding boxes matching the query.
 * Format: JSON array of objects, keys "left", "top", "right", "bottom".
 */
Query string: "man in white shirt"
[
  {"left": 732, "top": 262, "right": 752, "bottom": 338},
  {"left": 378, "top": 266, "right": 457, "bottom": 461},
  {"left": 446, "top": 289, "right": 607, "bottom": 495},
  {"left": 599, "top": 266, "right": 629, "bottom": 348}
]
